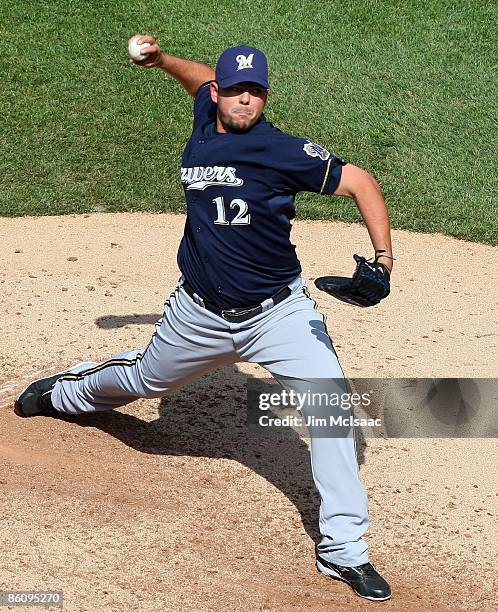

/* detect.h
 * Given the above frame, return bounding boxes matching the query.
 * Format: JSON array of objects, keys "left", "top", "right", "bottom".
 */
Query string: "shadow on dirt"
[
  {"left": 95, "top": 314, "right": 162, "bottom": 329},
  {"left": 66, "top": 365, "right": 369, "bottom": 544}
]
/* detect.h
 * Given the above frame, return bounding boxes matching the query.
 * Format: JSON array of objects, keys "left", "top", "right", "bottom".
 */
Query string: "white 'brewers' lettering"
[{"left": 181, "top": 166, "right": 244, "bottom": 190}]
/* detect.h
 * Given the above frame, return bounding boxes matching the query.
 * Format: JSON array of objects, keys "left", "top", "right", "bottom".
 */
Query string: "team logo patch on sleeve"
[{"left": 303, "top": 141, "right": 331, "bottom": 161}]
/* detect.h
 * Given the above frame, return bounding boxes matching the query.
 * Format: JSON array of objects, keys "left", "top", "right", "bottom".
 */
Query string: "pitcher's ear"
[{"left": 210, "top": 81, "right": 219, "bottom": 103}]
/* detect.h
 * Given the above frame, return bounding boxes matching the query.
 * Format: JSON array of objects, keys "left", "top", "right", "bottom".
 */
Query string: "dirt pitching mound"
[{"left": 1, "top": 213, "right": 496, "bottom": 611}]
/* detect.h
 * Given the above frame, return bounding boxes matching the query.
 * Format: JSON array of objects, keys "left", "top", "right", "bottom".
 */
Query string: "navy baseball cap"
[{"left": 215, "top": 45, "right": 270, "bottom": 89}]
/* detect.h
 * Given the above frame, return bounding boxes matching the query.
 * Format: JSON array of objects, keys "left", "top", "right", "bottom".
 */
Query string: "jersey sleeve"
[
  {"left": 192, "top": 82, "right": 216, "bottom": 130},
  {"left": 275, "top": 136, "right": 347, "bottom": 195}
]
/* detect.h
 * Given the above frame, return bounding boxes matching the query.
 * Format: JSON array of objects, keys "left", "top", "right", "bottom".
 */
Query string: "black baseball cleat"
[
  {"left": 316, "top": 556, "right": 391, "bottom": 601},
  {"left": 14, "top": 372, "right": 64, "bottom": 417}
]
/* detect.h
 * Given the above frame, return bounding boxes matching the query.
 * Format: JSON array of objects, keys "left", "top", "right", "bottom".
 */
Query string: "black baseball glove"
[{"left": 314, "top": 254, "right": 391, "bottom": 307}]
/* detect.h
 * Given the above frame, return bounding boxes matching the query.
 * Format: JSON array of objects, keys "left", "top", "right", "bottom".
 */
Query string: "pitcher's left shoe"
[{"left": 316, "top": 556, "right": 391, "bottom": 601}]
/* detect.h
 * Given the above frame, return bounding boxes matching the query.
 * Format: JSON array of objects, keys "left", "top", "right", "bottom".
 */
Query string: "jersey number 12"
[{"left": 212, "top": 196, "right": 251, "bottom": 226}]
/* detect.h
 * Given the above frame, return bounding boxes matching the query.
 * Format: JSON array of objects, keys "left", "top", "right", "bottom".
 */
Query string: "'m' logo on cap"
[{"left": 236, "top": 53, "right": 254, "bottom": 71}]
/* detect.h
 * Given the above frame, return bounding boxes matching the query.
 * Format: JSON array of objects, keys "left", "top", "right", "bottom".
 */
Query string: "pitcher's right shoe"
[
  {"left": 14, "top": 362, "right": 95, "bottom": 417},
  {"left": 14, "top": 371, "right": 66, "bottom": 417}
]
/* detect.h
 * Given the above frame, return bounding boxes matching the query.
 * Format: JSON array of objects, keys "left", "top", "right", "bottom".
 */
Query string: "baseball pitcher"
[{"left": 15, "top": 39, "right": 394, "bottom": 601}]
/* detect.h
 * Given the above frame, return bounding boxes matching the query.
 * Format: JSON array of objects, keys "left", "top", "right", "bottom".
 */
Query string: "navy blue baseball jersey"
[{"left": 177, "top": 83, "right": 346, "bottom": 307}]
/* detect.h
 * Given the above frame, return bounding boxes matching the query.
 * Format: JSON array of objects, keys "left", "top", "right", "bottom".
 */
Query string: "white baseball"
[{"left": 128, "top": 35, "right": 151, "bottom": 61}]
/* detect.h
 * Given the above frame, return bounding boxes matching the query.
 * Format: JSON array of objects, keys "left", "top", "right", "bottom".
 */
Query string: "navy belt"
[{"left": 182, "top": 281, "right": 291, "bottom": 323}]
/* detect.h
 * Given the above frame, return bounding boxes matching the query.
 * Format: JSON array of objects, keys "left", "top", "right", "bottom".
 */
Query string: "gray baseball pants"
[{"left": 51, "top": 276, "right": 369, "bottom": 566}]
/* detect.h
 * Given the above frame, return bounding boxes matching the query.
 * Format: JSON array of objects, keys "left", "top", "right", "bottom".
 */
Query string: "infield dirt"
[{"left": 1, "top": 213, "right": 496, "bottom": 611}]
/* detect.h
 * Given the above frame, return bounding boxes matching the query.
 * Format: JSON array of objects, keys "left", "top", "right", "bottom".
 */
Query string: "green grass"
[{"left": 0, "top": 0, "right": 496, "bottom": 244}]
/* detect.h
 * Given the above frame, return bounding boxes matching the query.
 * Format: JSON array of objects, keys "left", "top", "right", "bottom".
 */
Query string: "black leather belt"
[{"left": 182, "top": 281, "right": 292, "bottom": 323}]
